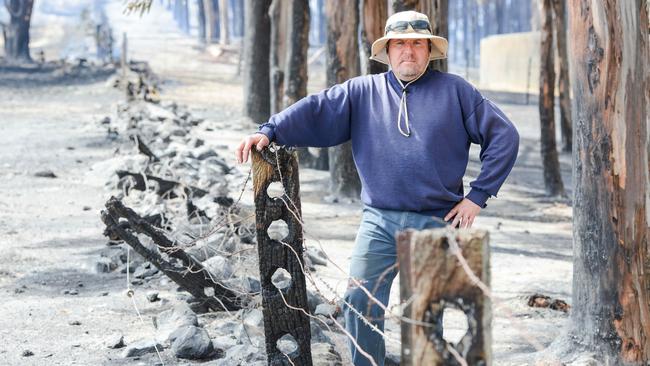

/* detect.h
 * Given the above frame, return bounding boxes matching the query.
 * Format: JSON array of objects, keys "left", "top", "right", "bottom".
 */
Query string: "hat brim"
[{"left": 370, "top": 34, "right": 448, "bottom": 65}]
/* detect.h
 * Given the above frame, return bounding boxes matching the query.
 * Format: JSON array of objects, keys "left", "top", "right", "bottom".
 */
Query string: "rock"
[
  {"left": 243, "top": 308, "right": 263, "bottom": 328},
  {"left": 121, "top": 339, "right": 163, "bottom": 358},
  {"left": 202, "top": 255, "right": 233, "bottom": 281},
  {"left": 34, "top": 170, "right": 57, "bottom": 178},
  {"left": 212, "top": 335, "right": 237, "bottom": 351},
  {"left": 307, "top": 289, "right": 322, "bottom": 314},
  {"left": 93, "top": 257, "right": 118, "bottom": 273},
  {"left": 305, "top": 247, "right": 328, "bottom": 266},
  {"left": 246, "top": 276, "right": 261, "bottom": 293},
  {"left": 155, "top": 303, "right": 198, "bottom": 343},
  {"left": 69, "top": 320, "right": 82, "bottom": 326},
  {"left": 312, "top": 342, "right": 343, "bottom": 366},
  {"left": 315, "top": 303, "right": 339, "bottom": 318},
  {"left": 134, "top": 263, "right": 159, "bottom": 279},
  {"left": 169, "top": 326, "right": 214, "bottom": 359},
  {"left": 146, "top": 291, "right": 160, "bottom": 302},
  {"left": 106, "top": 334, "right": 125, "bottom": 349},
  {"left": 218, "top": 344, "right": 261, "bottom": 365}
]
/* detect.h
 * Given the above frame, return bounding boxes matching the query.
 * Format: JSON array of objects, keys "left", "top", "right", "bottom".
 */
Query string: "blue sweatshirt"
[{"left": 258, "top": 69, "right": 519, "bottom": 218}]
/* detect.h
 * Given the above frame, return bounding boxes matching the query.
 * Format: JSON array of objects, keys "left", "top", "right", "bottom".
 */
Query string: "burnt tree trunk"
[
  {"left": 3, "top": 0, "right": 34, "bottom": 62},
  {"left": 243, "top": 0, "right": 272, "bottom": 122},
  {"left": 551, "top": 0, "right": 572, "bottom": 152},
  {"left": 284, "top": 0, "right": 324, "bottom": 170},
  {"left": 218, "top": 0, "right": 229, "bottom": 44},
  {"left": 196, "top": 0, "right": 207, "bottom": 42},
  {"left": 204, "top": 0, "right": 220, "bottom": 43},
  {"left": 567, "top": 0, "right": 650, "bottom": 363},
  {"left": 326, "top": 0, "right": 362, "bottom": 199},
  {"left": 538, "top": 0, "right": 564, "bottom": 196},
  {"left": 358, "top": 0, "right": 387, "bottom": 75},
  {"left": 269, "top": 0, "right": 288, "bottom": 115}
]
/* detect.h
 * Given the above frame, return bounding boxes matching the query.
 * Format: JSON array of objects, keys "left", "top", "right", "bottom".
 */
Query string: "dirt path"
[{"left": 1, "top": 2, "right": 575, "bottom": 365}]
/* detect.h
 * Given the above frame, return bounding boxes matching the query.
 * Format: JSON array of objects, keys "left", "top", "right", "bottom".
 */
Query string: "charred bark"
[
  {"left": 243, "top": 0, "right": 272, "bottom": 122},
  {"left": 551, "top": 0, "right": 572, "bottom": 152},
  {"left": 101, "top": 197, "right": 243, "bottom": 311},
  {"left": 196, "top": 0, "right": 207, "bottom": 42},
  {"left": 325, "top": 0, "right": 362, "bottom": 199},
  {"left": 204, "top": 0, "right": 220, "bottom": 43},
  {"left": 358, "top": 0, "right": 387, "bottom": 75},
  {"left": 397, "top": 229, "right": 491, "bottom": 365},
  {"left": 269, "top": 0, "right": 288, "bottom": 115},
  {"left": 567, "top": 0, "right": 650, "bottom": 362},
  {"left": 538, "top": 0, "right": 565, "bottom": 196},
  {"left": 251, "top": 147, "right": 313, "bottom": 365},
  {"left": 3, "top": 0, "right": 34, "bottom": 62}
]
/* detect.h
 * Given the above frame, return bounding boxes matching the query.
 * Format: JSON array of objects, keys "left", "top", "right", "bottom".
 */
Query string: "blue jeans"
[{"left": 343, "top": 205, "right": 447, "bottom": 366}]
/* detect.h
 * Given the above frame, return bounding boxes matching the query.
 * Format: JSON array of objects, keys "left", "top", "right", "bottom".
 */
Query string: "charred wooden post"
[
  {"left": 251, "top": 146, "right": 312, "bottom": 366},
  {"left": 397, "top": 229, "right": 491, "bottom": 366},
  {"left": 100, "top": 197, "right": 243, "bottom": 311}
]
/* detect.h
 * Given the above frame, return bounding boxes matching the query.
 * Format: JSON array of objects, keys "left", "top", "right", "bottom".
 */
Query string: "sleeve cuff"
[
  {"left": 257, "top": 125, "right": 275, "bottom": 142},
  {"left": 466, "top": 188, "right": 490, "bottom": 208}
]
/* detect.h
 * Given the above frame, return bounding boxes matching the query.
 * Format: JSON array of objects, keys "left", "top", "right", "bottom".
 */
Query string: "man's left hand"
[{"left": 444, "top": 198, "right": 481, "bottom": 229}]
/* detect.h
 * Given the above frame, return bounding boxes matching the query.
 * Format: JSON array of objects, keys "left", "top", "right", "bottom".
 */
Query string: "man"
[{"left": 235, "top": 11, "right": 519, "bottom": 366}]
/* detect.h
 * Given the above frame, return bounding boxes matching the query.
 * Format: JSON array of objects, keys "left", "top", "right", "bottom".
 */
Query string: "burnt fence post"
[
  {"left": 397, "top": 228, "right": 491, "bottom": 366},
  {"left": 252, "top": 146, "right": 313, "bottom": 366}
]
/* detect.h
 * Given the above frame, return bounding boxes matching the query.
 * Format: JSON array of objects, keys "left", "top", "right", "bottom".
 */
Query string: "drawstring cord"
[{"left": 394, "top": 68, "right": 427, "bottom": 137}]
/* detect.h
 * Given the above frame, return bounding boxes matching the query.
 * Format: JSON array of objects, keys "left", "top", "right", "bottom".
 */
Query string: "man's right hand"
[{"left": 235, "top": 133, "right": 270, "bottom": 164}]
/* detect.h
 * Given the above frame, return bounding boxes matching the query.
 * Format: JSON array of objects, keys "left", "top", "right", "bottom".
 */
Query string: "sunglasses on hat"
[{"left": 385, "top": 20, "right": 432, "bottom": 34}]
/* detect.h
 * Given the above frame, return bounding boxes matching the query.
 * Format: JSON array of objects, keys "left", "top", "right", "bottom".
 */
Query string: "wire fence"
[{"left": 118, "top": 145, "right": 562, "bottom": 366}]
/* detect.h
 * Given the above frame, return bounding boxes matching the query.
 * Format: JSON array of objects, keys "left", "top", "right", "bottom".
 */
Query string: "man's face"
[{"left": 387, "top": 38, "right": 429, "bottom": 81}]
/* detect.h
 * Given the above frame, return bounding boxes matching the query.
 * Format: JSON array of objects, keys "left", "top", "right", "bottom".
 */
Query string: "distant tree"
[
  {"left": 243, "top": 0, "right": 272, "bottom": 122},
  {"left": 196, "top": 0, "right": 207, "bottom": 42},
  {"left": 538, "top": 0, "right": 564, "bottom": 196},
  {"left": 218, "top": 0, "right": 229, "bottom": 44},
  {"left": 551, "top": 0, "right": 571, "bottom": 152},
  {"left": 2, "top": 0, "right": 34, "bottom": 62},
  {"left": 358, "top": 0, "right": 387, "bottom": 75},
  {"left": 567, "top": 0, "right": 649, "bottom": 363},
  {"left": 204, "top": 0, "right": 220, "bottom": 43},
  {"left": 269, "top": 0, "right": 288, "bottom": 115}
]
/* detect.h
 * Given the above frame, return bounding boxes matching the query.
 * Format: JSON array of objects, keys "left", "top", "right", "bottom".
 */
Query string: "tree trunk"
[
  {"left": 282, "top": 0, "right": 309, "bottom": 109},
  {"left": 358, "top": 0, "right": 387, "bottom": 75},
  {"left": 326, "top": 0, "right": 362, "bottom": 199},
  {"left": 196, "top": 0, "right": 207, "bottom": 42},
  {"left": 230, "top": 0, "right": 244, "bottom": 37},
  {"left": 218, "top": 0, "right": 229, "bottom": 44},
  {"left": 284, "top": 0, "right": 324, "bottom": 170},
  {"left": 568, "top": 0, "right": 650, "bottom": 362},
  {"left": 269, "top": 0, "right": 288, "bottom": 115},
  {"left": 204, "top": 0, "right": 220, "bottom": 43},
  {"left": 551, "top": 0, "right": 572, "bottom": 152},
  {"left": 3, "top": 0, "right": 34, "bottom": 62},
  {"left": 538, "top": 0, "right": 564, "bottom": 196},
  {"left": 243, "top": 0, "right": 272, "bottom": 123}
]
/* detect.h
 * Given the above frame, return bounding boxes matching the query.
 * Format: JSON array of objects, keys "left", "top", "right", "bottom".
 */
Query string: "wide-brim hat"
[{"left": 370, "top": 11, "right": 448, "bottom": 65}]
